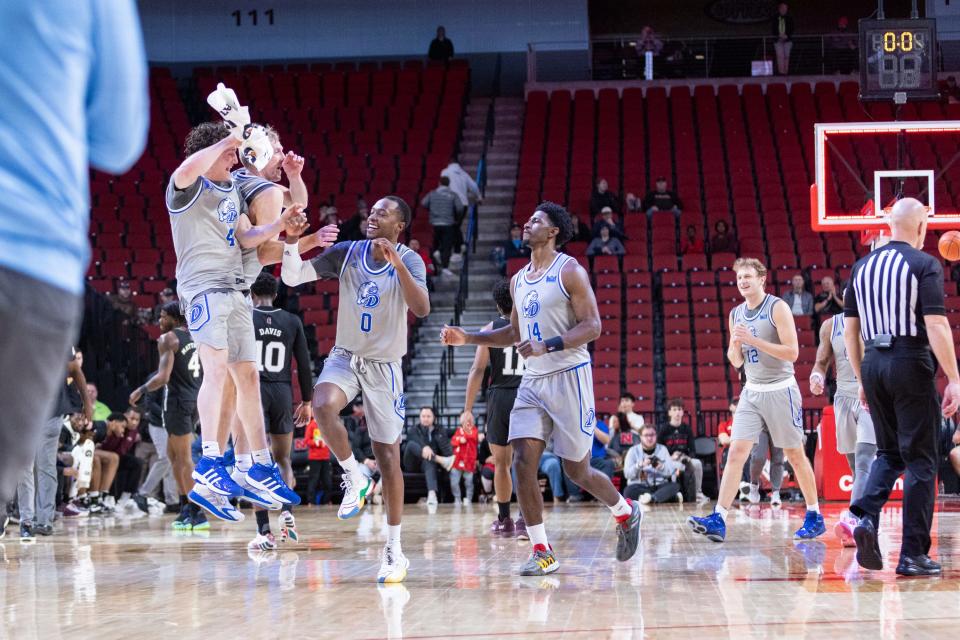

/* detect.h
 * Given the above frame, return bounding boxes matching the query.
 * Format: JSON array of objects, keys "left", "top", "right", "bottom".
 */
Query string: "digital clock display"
[{"left": 859, "top": 18, "right": 938, "bottom": 101}]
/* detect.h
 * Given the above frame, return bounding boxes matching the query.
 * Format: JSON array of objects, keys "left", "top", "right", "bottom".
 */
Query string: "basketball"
[{"left": 939, "top": 230, "right": 960, "bottom": 261}]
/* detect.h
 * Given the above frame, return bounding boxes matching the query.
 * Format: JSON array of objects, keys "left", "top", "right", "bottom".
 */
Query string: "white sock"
[
  {"left": 609, "top": 495, "right": 632, "bottom": 518},
  {"left": 806, "top": 502, "right": 820, "bottom": 514},
  {"left": 202, "top": 441, "right": 221, "bottom": 458},
  {"left": 252, "top": 448, "right": 272, "bottom": 466},
  {"left": 338, "top": 453, "right": 360, "bottom": 476},
  {"left": 716, "top": 506, "right": 729, "bottom": 521},
  {"left": 387, "top": 524, "right": 401, "bottom": 547},
  {"left": 527, "top": 523, "right": 549, "bottom": 548},
  {"left": 235, "top": 453, "right": 253, "bottom": 472}
]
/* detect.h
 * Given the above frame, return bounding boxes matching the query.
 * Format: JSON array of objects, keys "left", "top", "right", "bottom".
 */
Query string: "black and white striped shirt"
[{"left": 843, "top": 241, "right": 945, "bottom": 342}]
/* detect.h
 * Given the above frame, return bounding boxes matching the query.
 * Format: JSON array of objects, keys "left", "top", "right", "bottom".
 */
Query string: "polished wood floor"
[{"left": 3, "top": 499, "right": 960, "bottom": 639}]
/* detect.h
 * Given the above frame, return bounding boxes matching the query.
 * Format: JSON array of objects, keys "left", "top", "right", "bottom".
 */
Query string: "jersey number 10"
[{"left": 256, "top": 340, "right": 286, "bottom": 373}]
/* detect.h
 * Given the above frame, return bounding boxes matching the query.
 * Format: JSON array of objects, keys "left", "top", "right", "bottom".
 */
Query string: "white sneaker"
[
  {"left": 639, "top": 493, "right": 652, "bottom": 505},
  {"left": 461, "top": 497, "right": 471, "bottom": 506},
  {"left": 747, "top": 484, "right": 761, "bottom": 504},
  {"left": 770, "top": 491, "right": 782, "bottom": 507},
  {"left": 338, "top": 472, "right": 373, "bottom": 520},
  {"left": 377, "top": 544, "right": 409, "bottom": 583},
  {"left": 696, "top": 492, "right": 710, "bottom": 505},
  {"left": 279, "top": 510, "right": 299, "bottom": 543},
  {"left": 249, "top": 532, "right": 277, "bottom": 551},
  {"left": 426, "top": 491, "right": 439, "bottom": 506},
  {"left": 102, "top": 495, "right": 116, "bottom": 511},
  {"left": 676, "top": 492, "right": 684, "bottom": 504}
]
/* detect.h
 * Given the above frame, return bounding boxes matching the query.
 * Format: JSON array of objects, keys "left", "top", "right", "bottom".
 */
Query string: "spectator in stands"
[
  {"left": 681, "top": 225, "right": 705, "bottom": 255},
  {"left": 341, "top": 201, "right": 368, "bottom": 241},
  {"left": 442, "top": 157, "right": 481, "bottom": 211},
  {"left": 949, "top": 423, "right": 960, "bottom": 477},
  {"left": 717, "top": 397, "right": 737, "bottom": 449},
  {"left": 110, "top": 279, "right": 140, "bottom": 325},
  {"left": 608, "top": 392, "right": 645, "bottom": 458},
  {"left": 591, "top": 206, "right": 627, "bottom": 241},
  {"left": 587, "top": 225, "right": 625, "bottom": 257},
  {"left": 86, "top": 383, "right": 112, "bottom": 421},
  {"left": 100, "top": 407, "right": 143, "bottom": 504},
  {"left": 321, "top": 205, "right": 340, "bottom": 228},
  {"left": 658, "top": 398, "right": 708, "bottom": 504},
  {"left": 623, "top": 425, "right": 682, "bottom": 503},
  {"left": 944, "top": 76, "right": 960, "bottom": 104},
  {"left": 625, "top": 192, "right": 642, "bottom": 213},
  {"left": 492, "top": 222, "right": 531, "bottom": 274},
  {"left": 569, "top": 213, "right": 592, "bottom": 243},
  {"left": 402, "top": 406, "right": 455, "bottom": 506},
  {"left": 813, "top": 275, "right": 843, "bottom": 318},
  {"left": 539, "top": 447, "right": 567, "bottom": 504},
  {"left": 408, "top": 238, "right": 436, "bottom": 281},
  {"left": 826, "top": 16, "right": 858, "bottom": 74},
  {"left": 152, "top": 287, "right": 176, "bottom": 322},
  {"left": 305, "top": 418, "right": 333, "bottom": 505},
  {"left": 782, "top": 274, "right": 813, "bottom": 316},
  {"left": 428, "top": 25, "right": 455, "bottom": 62},
  {"left": 449, "top": 416, "right": 478, "bottom": 504},
  {"left": 772, "top": 3, "right": 795, "bottom": 75},
  {"left": 564, "top": 416, "right": 615, "bottom": 503},
  {"left": 642, "top": 176, "right": 682, "bottom": 217},
  {"left": 590, "top": 178, "right": 619, "bottom": 216},
  {"left": 421, "top": 176, "right": 461, "bottom": 277},
  {"left": 635, "top": 26, "right": 664, "bottom": 56},
  {"left": 709, "top": 219, "right": 738, "bottom": 254}
]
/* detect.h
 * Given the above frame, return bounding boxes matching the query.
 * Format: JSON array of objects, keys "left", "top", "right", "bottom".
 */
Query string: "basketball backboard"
[{"left": 811, "top": 120, "right": 960, "bottom": 232}]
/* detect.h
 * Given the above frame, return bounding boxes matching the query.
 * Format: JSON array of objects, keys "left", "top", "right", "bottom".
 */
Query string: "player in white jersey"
[
  {"left": 689, "top": 258, "right": 826, "bottom": 542},
  {"left": 810, "top": 312, "right": 877, "bottom": 546},
  {"left": 165, "top": 122, "right": 305, "bottom": 521},
  {"left": 441, "top": 202, "right": 641, "bottom": 576},
  {"left": 281, "top": 196, "right": 430, "bottom": 583}
]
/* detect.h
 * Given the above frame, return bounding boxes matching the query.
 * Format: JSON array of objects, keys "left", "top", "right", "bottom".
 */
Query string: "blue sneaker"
[
  {"left": 795, "top": 510, "right": 826, "bottom": 539},
  {"left": 688, "top": 512, "right": 726, "bottom": 542},
  {"left": 192, "top": 456, "right": 243, "bottom": 498},
  {"left": 188, "top": 485, "right": 244, "bottom": 522},
  {"left": 230, "top": 468, "right": 281, "bottom": 510},
  {"left": 245, "top": 463, "right": 301, "bottom": 506}
]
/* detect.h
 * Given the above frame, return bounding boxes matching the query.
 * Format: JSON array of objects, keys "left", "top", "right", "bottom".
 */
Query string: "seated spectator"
[
  {"left": 449, "top": 416, "right": 479, "bottom": 504},
  {"left": 642, "top": 176, "right": 682, "bottom": 216},
  {"left": 569, "top": 213, "right": 593, "bottom": 243},
  {"left": 624, "top": 192, "right": 642, "bottom": 213},
  {"left": 421, "top": 175, "right": 462, "bottom": 276},
  {"left": 87, "top": 383, "right": 112, "bottom": 421},
  {"left": 709, "top": 220, "right": 738, "bottom": 254},
  {"left": 491, "top": 222, "right": 531, "bottom": 274},
  {"left": 539, "top": 447, "right": 566, "bottom": 504},
  {"left": 99, "top": 407, "right": 143, "bottom": 505},
  {"left": 658, "top": 398, "right": 708, "bottom": 504},
  {"left": 636, "top": 25, "right": 664, "bottom": 56},
  {"left": 590, "top": 178, "right": 619, "bottom": 216},
  {"left": 408, "top": 238, "right": 436, "bottom": 278},
  {"left": 305, "top": 418, "right": 334, "bottom": 505},
  {"left": 109, "top": 279, "right": 140, "bottom": 325},
  {"left": 565, "top": 416, "right": 615, "bottom": 503},
  {"left": 681, "top": 225, "right": 704, "bottom": 255},
  {"left": 782, "top": 274, "right": 813, "bottom": 316},
  {"left": 717, "top": 398, "right": 737, "bottom": 449},
  {"left": 428, "top": 25, "right": 454, "bottom": 62},
  {"left": 402, "top": 406, "right": 454, "bottom": 506},
  {"left": 607, "top": 392, "right": 645, "bottom": 459},
  {"left": 587, "top": 225, "right": 625, "bottom": 257},
  {"left": 825, "top": 16, "right": 858, "bottom": 74},
  {"left": 321, "top": 205, "right": 340, "bottom": 228},
  {"left": 813, "top": 275, "right": 843, "bottom": 318},
  {"left": 152, "top": 287, "right": 176, "bottom": 323},
  {"left": 591, "top": 206, "right": 627, "bottom": 241},
  {"left": 950, "top": 423, "right": 960, "bottom": 477},
  {"left": 341, "top": 200, "right": 369, "bottom": 241},
  {"left": 623, "top": 425, "right": 682, "bottom": 503},
  {"left": 944, "top": 76, "right": 960, "bottom": 104}
]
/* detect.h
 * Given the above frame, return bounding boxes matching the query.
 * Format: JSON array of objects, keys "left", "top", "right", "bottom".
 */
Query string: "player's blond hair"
[{"left": 732, "top": 257, "right": 767, "bottom": 279}]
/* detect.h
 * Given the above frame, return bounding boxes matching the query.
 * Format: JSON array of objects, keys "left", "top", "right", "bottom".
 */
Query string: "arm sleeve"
[
  {"left": 844, "top": 267, "right": 860, "bottom": 318},
  {"left": 401, "top": 250, "right": 429, "bottom": 292},
  {"left": 919, "top": 257, "right": 946, "bottom": 316},
  {"left": 87, "top": 0, "right": 149, "bottom": 173},
  {"left": 309, "top": 242, "right": 351, "bottom": 279},
  {"left": 292, "top": 319, "right": 314, "bottom": 399}
]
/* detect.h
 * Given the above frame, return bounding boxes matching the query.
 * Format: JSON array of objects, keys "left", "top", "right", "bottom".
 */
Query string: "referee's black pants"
[{"left": 850, "top": 344, "right": 940, "bottom": 558}]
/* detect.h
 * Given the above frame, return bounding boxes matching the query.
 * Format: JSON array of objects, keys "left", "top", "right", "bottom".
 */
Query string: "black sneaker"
[
  {"left": 164, "top": 503, "right": 181, "bottom": 514},
  {"left": 853, "top": 517, "right": 883, "bottom": 571},
  {"left": 132, "top": 494, "right": 150, "bottom": 514},
  {"left": 32, "top": 523, "right": 53, "bottom": 536},
  {"left": 20, "top": 523, "right": 35, "bottom": 543},
  {"left": 615, "top": 500, "right": 642, "bottom": 562}
]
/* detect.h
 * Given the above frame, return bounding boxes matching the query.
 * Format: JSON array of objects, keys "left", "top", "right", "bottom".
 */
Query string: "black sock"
[
  {"left": 283, "top": 504, "right": 293, "bottom": 515},
  {"left": 255, "top": 510, "right": 270, "bottom": 535},
  {"left": 179, "top": 495, "right": 187, "bottom": 508},
  {"left": 497, "top": 501, "right": 510, "bottom": 521}
]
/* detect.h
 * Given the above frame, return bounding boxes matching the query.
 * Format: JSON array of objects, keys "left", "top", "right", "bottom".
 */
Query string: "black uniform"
[
  {"left": 163, "top": 327, "right": 201, "bottom": 436},
  {"left": 485, "top": 316, "right": 523, "bottom": 446},
  {"left": 844, "top": 240, "right": 945, "bottom": 560},
  {"left": 253, "top": 306, "right": 313, "bottom": 435}
]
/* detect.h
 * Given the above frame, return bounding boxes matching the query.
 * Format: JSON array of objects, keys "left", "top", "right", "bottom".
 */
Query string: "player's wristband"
[{"left": 545, "top": 336, "right": 565, "bottom": 353}]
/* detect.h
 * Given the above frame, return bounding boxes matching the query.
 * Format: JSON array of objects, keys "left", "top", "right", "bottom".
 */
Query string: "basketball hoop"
[{"left": 859, "top": 203, "right": 933, "bottom": 250}]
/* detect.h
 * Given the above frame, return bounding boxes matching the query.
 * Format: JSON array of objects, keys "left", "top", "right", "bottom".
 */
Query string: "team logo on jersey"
[
  {"left": 394, "top": 393, "right": 406, "bottom": 418},
  {"left": 521, "top": 290, "right": 541, "bottom": 318},
  {"left": 581, "top": 408, "right": 596, "bottom": 436},
  {"left": 356, "top": 281, "right": 381, "bottom": 308},
  {"left": 217, "top": 198, "right": 239, "bottom": 223},
  {"left": 546, "top": 275, "right": 557, "bottom": 283}
]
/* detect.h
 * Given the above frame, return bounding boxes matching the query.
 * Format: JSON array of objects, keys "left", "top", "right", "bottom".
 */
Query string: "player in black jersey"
[
  {"left": 462, "top": 279, "right": 526, "bottom": 537},
  {"left": 130, "top": 301, "right": 204, "bottom": 530},
  {"left": 243, "top": 272, "right": 314, "bottom": 550}
]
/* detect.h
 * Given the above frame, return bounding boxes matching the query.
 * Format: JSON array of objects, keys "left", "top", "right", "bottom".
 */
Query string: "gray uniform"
[
  {"left": 232, "top": 168, "right": 276, "bottom": 284},
  {"left": 829, "top": 314, "right": 876, "bottom": 453},
  {"left": 165, "top": 176, "right": 256, "bottom": 363},
  {"left": 509, "top": 254, "right": 595, "bottom": 461},
  {"left": 310, "top": 240, "right": 427, "bottom": 443},
  {"left": 730, "top": 294, "right": 804, "bottom": 449}
]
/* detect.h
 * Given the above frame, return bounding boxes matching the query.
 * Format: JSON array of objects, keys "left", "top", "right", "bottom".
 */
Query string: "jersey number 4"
[
  {"left": 188, "top": 352, "right": 201, "bottom": 378},
  {"left": 256, "top": 340, "right": 286, "bottom": 373},
  {"left": 226, "top": 228, "right": 236, "bottom": 247}
]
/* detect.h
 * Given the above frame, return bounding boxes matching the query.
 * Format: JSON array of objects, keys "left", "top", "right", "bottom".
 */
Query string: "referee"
[{"left": 844, "top": 198, "right": 960, "bottom": 577}]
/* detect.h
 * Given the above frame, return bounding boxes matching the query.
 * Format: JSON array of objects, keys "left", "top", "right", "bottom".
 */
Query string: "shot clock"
[{"left": 859, "top": 18, "right": 938, "bottom": 101}]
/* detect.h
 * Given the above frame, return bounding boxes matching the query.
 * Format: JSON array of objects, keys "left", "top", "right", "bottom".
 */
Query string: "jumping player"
[
  {"left": 129, "top": 302, "right": 204, "bottom": 530},
  {"left": 460, "top": 279, "right": 526, "bottom": 537},
  {"left": 810, "top": 312, "right": 877, "bottom": 546},
  {"left": 245, "top": 272, "right": 315, "bottom": 550},
  {"left": 165, "top": 122, "right": 303, "bottom": 521},
  {"left": 688, "top": 258, "right": 826, "bottom": 542},
  {"left": 441, "top": 202, "right": 642, "bottom": 576},
  {"left": 281, "top": 196, "right": 430, "bottom": 583}
]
